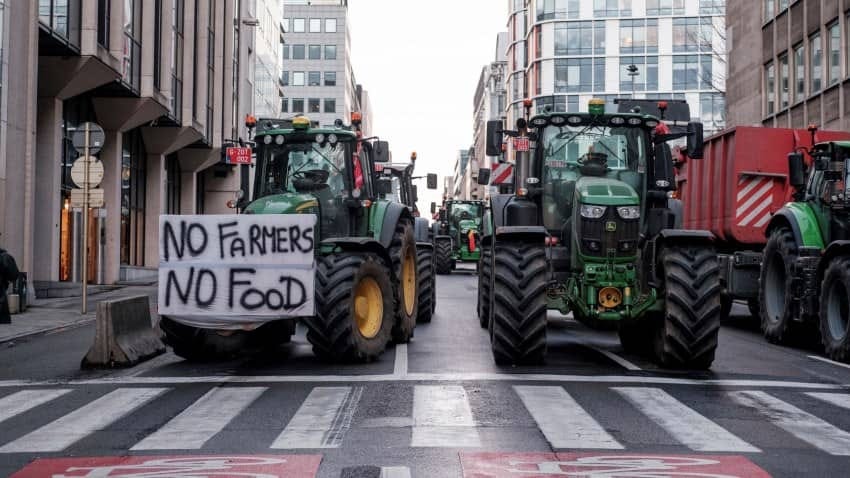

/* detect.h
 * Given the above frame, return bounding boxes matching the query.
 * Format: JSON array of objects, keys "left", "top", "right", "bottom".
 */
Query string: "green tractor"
[
  {"left": 160, "top": 115, "right": 419, "bottom": 362},
  {"left": 760, "top": 140, "right": 850, "bottom": 362},
  {"left": 477, "top": 99, "right": 719, "bottom": 368},
  {"left": 431, "top": 200, "right": 485, "bottom": 274},
  {"left": 375, "top": 153, "right": 439, "bottom": 323}
]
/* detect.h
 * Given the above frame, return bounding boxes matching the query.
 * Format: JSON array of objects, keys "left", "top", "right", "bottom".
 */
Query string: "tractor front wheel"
[
  {"left": 477, "top": 245, "right": 492, "bottom": 328},
  {"left": 435, "top": 238, "right": 453, "bottom": 275},
  {"left": 491, "top": 243, "right": 548, "bottom": 365},
  {"left": 760, "top": 228, "right": 799, "bottom": 344},
  {"left": 416, "top": 246, "right": 435, "bottom": 323},
  {"left": 305, "top": 253, "right": 394, "bottom": 362},
  {"left": 820, "top": 257, "right": 850, "bottom": 363},
  {"left": 390, "top": 221, "right": 419, "bottom": 343},
  {"left": 653, "top": 245, "right": 721, "bottom": 369}
]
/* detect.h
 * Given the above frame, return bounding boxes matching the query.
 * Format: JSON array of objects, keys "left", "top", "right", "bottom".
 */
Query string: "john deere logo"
[{"left": 606, "top": 221, "right": 617, "bottom": 232}]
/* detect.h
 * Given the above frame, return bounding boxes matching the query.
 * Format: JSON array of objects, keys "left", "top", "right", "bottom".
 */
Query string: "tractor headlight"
[
  {"left": 580, "top": 204, "right": 607, "bottom": 219},
  {"left": 616, "top": 206, "right": 641, "bottom": 220},
  {"left": 263, "top": 135, "right": 273, "bottom": 145}
]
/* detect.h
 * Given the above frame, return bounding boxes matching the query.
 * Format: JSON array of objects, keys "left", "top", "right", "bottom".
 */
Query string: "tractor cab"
[{"left": 791, "top": 140, "right": 850, "bottom": 242}]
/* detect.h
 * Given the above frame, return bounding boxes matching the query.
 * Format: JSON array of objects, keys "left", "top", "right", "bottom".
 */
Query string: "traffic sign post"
[{"left": 72, "top": 122, "right": 106, "bottom": 315}]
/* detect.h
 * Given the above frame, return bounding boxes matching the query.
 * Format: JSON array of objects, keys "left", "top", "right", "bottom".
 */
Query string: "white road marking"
[
  {"left": 272, "top": 386, "right": 361, "bottom": 449},
  {"left": 0, "top": 389, "right": 71, "bottom": 424},
  {"left": 615, "top": 387, "right": 760, "bottom": 452},
  {"left": 0, "top": 388, "right": 167, "bottom": 453},
  {"left": 381, "top": 466, "right": 412, "bottom": 478},
  {"left": 117, "top": 353, "right": 184, "bottom": 378},
  {"left": 515, "top": 385, "right": 622, "bottom": 450},
  {"left": 393, "top": 344, "right": 408, "bottom": 377},
  {"left": 131, "top": 387, "right": 267, "bottom": 450},
  {"left": 730, "top": 390, "right": 850, "bottom": 456},
  {"left": 809, "top": 354, "right": 850, "bottom": 370},
  {"left": 807, "top": 392, "right": 850, "bottom": 410},
  {"left": 411, "top": 385, "right": 480, "bottom": 447},
  {"left": 593, "top": 347, "right": 642, "bottom": 371},
  {"left": 0, "top": 374, "right": 846, "bottom": 389}
]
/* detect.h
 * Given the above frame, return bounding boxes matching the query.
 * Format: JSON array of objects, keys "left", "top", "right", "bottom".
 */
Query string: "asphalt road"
[{"left": 1, "top": 267, "right": 850, "bottom": 477}]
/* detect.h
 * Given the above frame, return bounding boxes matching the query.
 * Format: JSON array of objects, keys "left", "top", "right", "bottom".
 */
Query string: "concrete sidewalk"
[{"left": 1, "top": 285, "right": 158, "bottom": 344}]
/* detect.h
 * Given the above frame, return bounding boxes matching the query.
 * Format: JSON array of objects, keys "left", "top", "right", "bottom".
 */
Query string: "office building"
[{"left": 471, "top": 33, "right": 510, "bottom": 200}]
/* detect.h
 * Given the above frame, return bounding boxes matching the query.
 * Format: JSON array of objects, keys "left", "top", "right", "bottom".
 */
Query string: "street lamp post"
[{"left": 627, "top": 64, "right": 639, "bottom": 99}]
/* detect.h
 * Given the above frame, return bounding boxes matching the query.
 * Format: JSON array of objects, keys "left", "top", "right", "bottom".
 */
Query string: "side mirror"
[
  {"left": 477, "top": 168, "right": 491, "bottom": 185},
  {"left": 430, "top": 202, "right": 437, "bottom": 214},
  {"left": 652, "top": 143, "right": 676, "bottom": 191},
  {"left": 412, "top": 185, "right": 419, "bottom": 203},
  {"left": 486, "top": 120, "right": 504, "bottom": 156},
  {"left": 686, "top": 122, "right": 704, "bottom": 159},
  {"left": 375, "top": 177, "right": 393, "bottom": 195},
  {"left": 426, "top": 173, "right": 438, "bottom": 190},
  {"left": 374, "top": 141, "right": 390, "bottom": 163},
  {"left": 788, "top": 153, "right": 806, "bottom": 190}
]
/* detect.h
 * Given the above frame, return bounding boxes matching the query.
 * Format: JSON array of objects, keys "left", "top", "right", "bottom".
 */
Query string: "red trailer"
[{"left": 675, "top": 126, "right": 850, "bottom": 317}]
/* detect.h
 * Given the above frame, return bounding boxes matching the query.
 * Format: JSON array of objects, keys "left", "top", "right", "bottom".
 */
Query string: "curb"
[{"left": 0, "top": 316, "right": 96, "bottom": 345}]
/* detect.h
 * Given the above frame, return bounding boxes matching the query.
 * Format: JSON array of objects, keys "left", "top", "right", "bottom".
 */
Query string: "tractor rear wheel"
[
  {"left": 491, "top": 243, "right": 548, "bottom": 365},
  {"left": 435, "top": 238, "right": 452, "bottom": 275},
  {"left": 477, "top": 245, "right": 492, "bottom": 328},
  {"left": 653, "top": 245, "right": 721, "bottom": 369},
  {"left": 416, "top": 246, "right": 435, "bottom": 323},
  {"left": 760, "top": 228, "right": 799, "bottom": 344},
  {"left": 820, "top": 257, "right": 850, "bottom": 363},
  {"left": 305, "top": 253, "right": 393, "bottom": 362},
  {"left": 390, "top": 221, "right": 418, "bottom": 343}
]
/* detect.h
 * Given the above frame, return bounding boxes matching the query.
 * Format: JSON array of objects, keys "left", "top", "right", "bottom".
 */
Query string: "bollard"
[
  {"left": 81, "top": 295, "right": 165, "bottom": 368},
  {"left": 7, "top": 294, "right": 19, "bottom": 315}
]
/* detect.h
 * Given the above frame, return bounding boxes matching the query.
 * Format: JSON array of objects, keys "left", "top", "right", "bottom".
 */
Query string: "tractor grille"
[{"left": 578, "top": 207, "right": 640, "bottom": 258}]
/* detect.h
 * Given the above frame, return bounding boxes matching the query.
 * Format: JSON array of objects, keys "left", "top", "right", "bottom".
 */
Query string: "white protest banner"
[{"left": 158, "top": 214, "right": 317, "bottom": 321}]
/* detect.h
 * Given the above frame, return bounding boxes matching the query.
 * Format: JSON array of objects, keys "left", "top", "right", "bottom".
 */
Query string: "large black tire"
[
  {"left": 719, "top": 293, "right": 733, "bottom": 321},
  {"left": 435, "top": 238, "right": 453, "bottom": 275},
  {"left": 160, "top": 318, "right": 293, "bottom": 361},
  {"left": 760, "top": 228, "right": 799, "bottom": 344},
  {"left": 389, "top": 220, "right": 418, "bottom": 343},
  {"left": 820, "top": 257, "right": 850, "bottom": 362},
  {"left": 491, "top": 243, "right": 548, "bottom": 365},
  {"left": 305, "top": 253, "right": 394, "bottom": 362},
  {"left": 477, "top": 245, "right": 492, "bottom": 328},
  {"left": 653, "top": 246, "right": 721, "bottom": 369},
  {"left": 747, "top": 299, "right": 760, "bottom": 319},
  {"left": 416, "top": 246, "right": 435, "bottom": 323}
]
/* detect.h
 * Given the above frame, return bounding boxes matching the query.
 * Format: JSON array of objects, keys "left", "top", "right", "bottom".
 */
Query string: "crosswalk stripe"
[
  {"left": 0, "top": 389, "right": 71, "bottom": 424},
  {"left": 131, "top": 387, "right": 267, "bottom": 450},
  {"left": 271, "top": 386, "right": 361, "bottom": 449},
  {"left": 411, "top": 385, "right": 480, "bottom": 447},
  {"left": 0, "top": 388, "right": 168, "bottom": 453},
  {"left": 730, "top": 391, "right": 850, "bottom": 456},
  {"left": 615, "top": 387, "right": 759, "bottom": 452},
  {"left": 807, "top": 393, "right": 850, "bottom": 410},
  {"left": 515, "top": 386, "right": 622, "bottom": 450}
]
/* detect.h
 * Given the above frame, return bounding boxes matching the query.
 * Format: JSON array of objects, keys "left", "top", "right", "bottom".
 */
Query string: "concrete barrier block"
[{"left": 81, "top": 295, "right": 165, "bottom": 368}]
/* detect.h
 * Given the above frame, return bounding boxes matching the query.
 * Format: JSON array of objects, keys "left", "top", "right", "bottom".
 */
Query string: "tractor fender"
[
  {"left": 378, "top": 202, "right": 414, "bottom": 248},
  {"left": 433, "top": 235, "right": 452, "bottom": 246},
  {"left": 416, "top": 242, "right": 434, "bottom": 251},
  {"left": 488, "top": 194, "right": 513, "bottom": 230},
  {"left": 817, "top": 240, "right": 850, "bottom": 286},
  {"left": 321, "top": 238, "right": 392, "bottom": 266},
  {"left": 667, "top": 198, "right": 684, "bottom": 229},
  {"left": 655, "top": 229, "right": 715, "bottom": 250},
  {"left": 413, "top": 217, "right": 431, "bottom": 243},
  {"left": 494, "top": 226, "right": 547, "bottom": 244},
  {"left": 767, "top": 204, "right": 825, "bottom": 249}
]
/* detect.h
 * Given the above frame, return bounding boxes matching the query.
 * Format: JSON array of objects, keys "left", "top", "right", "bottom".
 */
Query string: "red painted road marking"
[
  {"left": 12, "top": 455, "right": 322, "bottom": 478},
  {"left": 461, "top": 452, "right": 771, "bottom": 477}
]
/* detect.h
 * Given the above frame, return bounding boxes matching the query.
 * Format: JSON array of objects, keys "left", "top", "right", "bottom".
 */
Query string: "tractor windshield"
[
  {"left": 449, "top": 203, "right": 483, "bottom": 232},
  {"left": 254, "top": 140, "right": 353, "bottom": 200},
  {"left": 539, "top": 124, "right": 648, "bottom": 230}
]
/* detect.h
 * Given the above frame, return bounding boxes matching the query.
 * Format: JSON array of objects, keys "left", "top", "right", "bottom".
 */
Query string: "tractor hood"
[
  {"left": 244, "top": 193, "right": 319, "bottom": 215},
  {"left": 576, "top": 177, "right": 640, "bottom": 206}
]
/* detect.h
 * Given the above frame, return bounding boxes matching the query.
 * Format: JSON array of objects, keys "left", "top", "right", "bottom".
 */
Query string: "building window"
[
  {"left": 594, "top": 21, "right": 605, "bottom": 54},
  {"left": 309, "top": 18, "right": 321, "bottom": 33},
  {"left": 811, "top": 33, "right": 822, "bottom": 94},
  {"left": 309, "top": 44, "right": 321, "bottom": 59},
  {"left": 292, "top": 44, "right": 305, "bottom": 60},
  {"left": 171, "top": 0, "right": 184, "bottom": 118},
  {"left": 308, "top": 71, "right": 321, "bottom": 86},
  {"left": 309, "top": 98, "right": 320, "bottom": 113},
  {"left": 282, "top": 98, "right": 289, "bottom": 113},
  {"left": 292, "top": 71, "right": 305, "bottom": 86},
  {"left": 282, "top": 18, "right": 289, "bottom": 33},
  {"left": 154, "top": 0, "right": 162, "bottom": 91},
  {"left": 699, "top": 93, "right": 725, "bottom": 132},
  {"left": 325, "top": 18, "right": 337, "bottom": 33},
  {"left": 324, "top": 99, "right": 336, "bottom": 113},
  {"left": 764, "top": 0, "right": 774, "bottom": 22},
  {"left": 646, "top": 0, "right": 684, "bottom": 16},
  {"left": 594, "top": 0, "right": 628, "bottom": 18},
  {"left": 39, "top": 0, "right": 82, "bottom": 48},
  {"left": 292, "top": 98, "right": 304, "bottom": 113},
  {"left": 621, "top": 56, "right": 658, "bottom": 91},
  {"left": 673, "top": 55, "right": 703, "bottom": 90},
  {"left": 97, "top": 0, "right": 110, "bottom": 47},
  {"left": 206, "top": 0, "right": 214, "bottom": 139},
  {"left": 594, "top": 58, "right": 606, "bottom": 92},
  {"left": 555, "top": 58, "right": 592, "bottom": 93},
  {"left": 121, "top": 130, "right": 147, "bottom": 267},
  {"left": 779, "top": 52, "right": 789, "bottom": 109},
  {"left": 620, "top": 19, "right": 658, "bottom": 54},
  {"left": 778, "top": 0, "right": 788, "bottom": 12},
  {"left": 829, "top": 22, "right": 840, "bottom": 86},
  {"left": 283, "top": 44, "right": 290, "bottom": 59},
  {"left": 325, "top": 71, "right": 337, "bottom": 86},
  {"left": 765, "top": 61, "right": 775, "bottom": 115},
  {"left": 123, "top": 0, "right": 142, "bottom": 92},
  {"left": 672, "top": 18, "right": 712, "bottom": 53},
  {"left": 699, "top": 0, "right": 724, "bottom": 15},
  {"left": 794, "top": 43, "right": 805, "bottom": 102},
  {"left": 281, "top": 71, "right": 289, "bottom": 86},
  {"left": 293, "top": 18, "right": 305, "bottom": 33},
  {"left": 536, "top": 0, "right": 580, "bottom": 20},
  {"left": 325, "top": 45, "right": 337, "bottom": 60},
  {"left": 165, "top": 154, "right": 182, "bottom": 215},
  {"left": 556, "top": 22, "right": 593, "bottom": 55}
]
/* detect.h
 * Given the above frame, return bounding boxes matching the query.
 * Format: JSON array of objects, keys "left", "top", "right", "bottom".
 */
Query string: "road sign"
[
  {"left": 72, "top": 122, "right": 106, "bottom": 155},
  {"left": 70, "top": 188, "right": 105, "bottom": 208},
  {"left": 70, "top": 158, "right": 104, "bottom": 188},
  {"left": 225, "top": 146, "right": 253, "bottom": 165},
  {"left": 513, "top": 137, "right": 530, "bottom": 152}
]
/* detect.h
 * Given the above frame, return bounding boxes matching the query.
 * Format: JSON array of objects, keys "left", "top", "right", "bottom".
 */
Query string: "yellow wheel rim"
[
  {"left": 354, "top": 277, "right": 383, "bottom": 339},
  {"left": 402, "top": 251, "right": 416, "bottom": 316}
]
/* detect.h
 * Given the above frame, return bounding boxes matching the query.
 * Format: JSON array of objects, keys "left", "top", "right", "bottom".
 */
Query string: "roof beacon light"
[
  {"left": 292, "top": 116, "right": 310, "bottom": 130},
  {"left": 411, "top": 152, "right": 418, "bottom": 161},
  {"left": 351, "top": 112, "right": 363, "bottom": 125},
  {"left": 588, "top": 98, "right": 605, "bottom": 115},
  {"left": 245, "top": 114, "right": 257, "bottom": 129}
]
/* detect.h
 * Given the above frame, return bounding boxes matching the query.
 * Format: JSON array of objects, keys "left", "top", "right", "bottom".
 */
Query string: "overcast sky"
[{"left": 347, "top": 1, "right": 508, "bottom": 214}]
